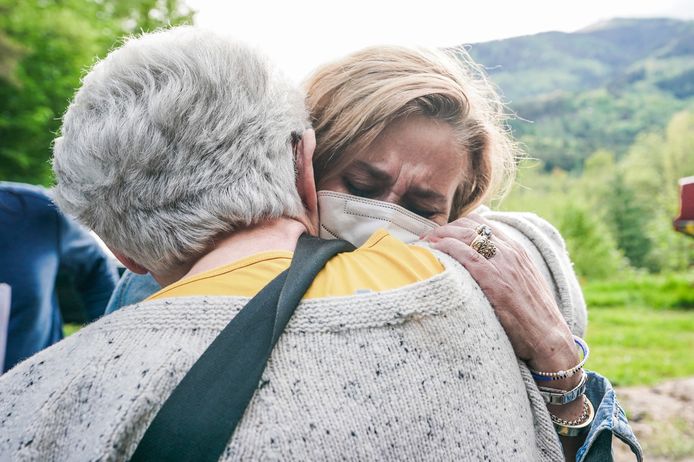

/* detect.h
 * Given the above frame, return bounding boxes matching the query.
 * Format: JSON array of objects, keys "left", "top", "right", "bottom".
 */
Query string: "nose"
[
  {"left": 381, "top": 173, "right": 410, "bottom": 205},
  {"left": 382, "top": 189, "right": 403, "bottom": 207}
]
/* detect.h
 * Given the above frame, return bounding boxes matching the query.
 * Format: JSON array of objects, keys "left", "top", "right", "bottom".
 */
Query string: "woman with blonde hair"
[
  {"left": 305, "top": 45, "right": 639, "bottom": 462},
  {"left": 307, "top": 45, "right": 515, "bottom": 222}
]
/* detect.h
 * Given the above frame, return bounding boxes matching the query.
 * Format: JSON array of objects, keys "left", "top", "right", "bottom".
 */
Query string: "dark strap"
[{"left": 130, "top": 235, "right": 355, "bottom": 462}]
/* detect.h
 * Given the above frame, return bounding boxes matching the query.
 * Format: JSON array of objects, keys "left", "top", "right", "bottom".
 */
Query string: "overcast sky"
[{"left": 187, "top": 0, "right": 694, "bottom": 82}]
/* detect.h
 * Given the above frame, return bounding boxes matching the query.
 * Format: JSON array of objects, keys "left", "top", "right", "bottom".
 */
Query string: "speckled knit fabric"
[{"left": 0, "top": 250, "right": 566, "bottom": 461}]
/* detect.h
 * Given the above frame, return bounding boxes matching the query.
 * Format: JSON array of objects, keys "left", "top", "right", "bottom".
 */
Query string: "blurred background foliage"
[
  {"left": 499, "top": 109, "right": 694, "bottom": 278},
  {"left": 469, "top": 18, "right": 694, "bottom": 170},
  {"left": 464, "top": 17, "right": 694, "bottom": 280},
  {"left": 0, "top": 0, "right": 193, "bottom": 184}
]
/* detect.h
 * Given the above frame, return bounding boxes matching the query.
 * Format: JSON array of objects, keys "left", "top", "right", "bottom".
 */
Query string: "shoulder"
[
  {"left": 476, "top": 207, "right": 567, "bottom": 253},
  {"left": 0, "top": 182, "right": 54, "bottom": 206},
  {"left": 0, "top": 182, "right": 59, "bottom": 227},
  {"left": 0, "top": 306, "right": 207, "bottom": 460}
]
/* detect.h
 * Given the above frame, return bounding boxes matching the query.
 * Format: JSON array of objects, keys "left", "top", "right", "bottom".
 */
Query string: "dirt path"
[{"left": 614, "top": 377, "right": 694, "bottom": 461}]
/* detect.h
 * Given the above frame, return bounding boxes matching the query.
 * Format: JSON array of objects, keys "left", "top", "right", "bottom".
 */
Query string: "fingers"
[
  {"left": 301, "top": 128, "right": 316, "bottom": 154},
  {"left": 426, "top": 216, "right": 484, "bottom": 240},
  {"left": 423, "top": 214, "right": 521, "bottom": 267},
  {"left": 424, "top": 217, "right": 513, "bottom": 257},
  {"left": 429, "top": 237, "right": 494, "bottom": 274},
  {"left": 425, "top": 221, "right": 477, "bottom": 244},
  {"left": 465, "top": 213, "right": 513, "bottom": 242},
  {"left": 425, "top": 216, "right": 504, "bottom": 247}
]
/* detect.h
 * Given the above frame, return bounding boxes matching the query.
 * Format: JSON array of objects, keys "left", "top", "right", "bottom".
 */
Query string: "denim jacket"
[
  {"left": 106, "top": 271, "right": 643, "bottom": 462},
  {"left": 579, "top": 371, "right": 643, "bottom": 461}
]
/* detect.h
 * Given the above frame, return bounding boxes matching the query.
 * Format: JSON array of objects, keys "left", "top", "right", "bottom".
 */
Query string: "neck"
[{"left": 174, "top": 217, "right": 308, "bottom": 283}]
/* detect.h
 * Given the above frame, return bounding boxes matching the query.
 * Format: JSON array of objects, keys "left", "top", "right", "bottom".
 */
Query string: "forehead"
[{"left": 351, "top": 115, "right": 466, "bottom": 193}]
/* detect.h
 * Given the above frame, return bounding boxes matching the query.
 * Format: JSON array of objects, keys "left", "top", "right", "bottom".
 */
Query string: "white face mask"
[{"left": 317, "top": 191, "right": 439, "bottom": 247}]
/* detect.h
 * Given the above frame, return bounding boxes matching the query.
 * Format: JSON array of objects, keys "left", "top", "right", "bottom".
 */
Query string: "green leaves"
[
  {"left": 0, "top": 0, "right": 194, "bottom": 184},
  {"left": 500, "top": 110, "right": 694, "bottom": 278}
]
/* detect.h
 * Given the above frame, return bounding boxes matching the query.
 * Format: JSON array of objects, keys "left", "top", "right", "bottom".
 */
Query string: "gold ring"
[
  {"left": 471, "top": 234, "right": 487, "bottom": 252},
  {"left": 479, "top": 241, "right": 497, "bottom": 259},
  {"left": 471, "top": 235, "right": 497, "bottom": 259}
]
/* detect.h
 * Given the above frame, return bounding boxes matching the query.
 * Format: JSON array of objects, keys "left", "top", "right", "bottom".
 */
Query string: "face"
[{"left": 318, "top": 115, "right": 466, "bottom": 225}]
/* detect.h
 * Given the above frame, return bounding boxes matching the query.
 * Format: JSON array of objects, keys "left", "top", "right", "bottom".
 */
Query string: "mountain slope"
[{"left": 464, "top": 18, "right": 694, "bottom": 171}]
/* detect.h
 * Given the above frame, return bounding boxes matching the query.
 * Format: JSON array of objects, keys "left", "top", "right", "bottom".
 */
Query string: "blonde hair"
[{"left": 305, "top": 45, "right": 519, "bottom": 219}]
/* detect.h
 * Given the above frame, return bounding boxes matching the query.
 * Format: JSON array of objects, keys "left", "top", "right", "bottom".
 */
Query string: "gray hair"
[{"left": 53, "top": 27, "right": 307, "bottom": 273}]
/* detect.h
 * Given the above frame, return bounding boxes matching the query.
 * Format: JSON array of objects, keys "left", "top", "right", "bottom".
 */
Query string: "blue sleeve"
[
  {"left": 104, "top": 271, "right": 160, "bottom": 314},
  {"left": 57, "top": 212, "right": 119, "bottom": 321},
  {"left": 576, "top": 371, "right": 643, "bottom": 462}
]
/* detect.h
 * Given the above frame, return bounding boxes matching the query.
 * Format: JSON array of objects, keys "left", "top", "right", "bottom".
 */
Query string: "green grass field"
[
  {"left": 586, "top": 306, "right": 694, "bottom": 386},
  {"left": 583, "top": 272, "right": 694, "bottom": 386}
]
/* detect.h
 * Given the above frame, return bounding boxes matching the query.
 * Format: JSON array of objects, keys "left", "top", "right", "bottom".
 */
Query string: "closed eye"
[
  {"left": 344, "top": 179, "right": 380, "bottom": 199},
  {"left": 404, "top": 187, "right": 447, "bottom": 220},
  {"left": 408, "top": 207, "right": 438, "bottom": 219}
]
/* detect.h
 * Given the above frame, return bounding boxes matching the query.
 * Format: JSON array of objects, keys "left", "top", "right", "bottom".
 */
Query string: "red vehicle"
[{"left": 674, "top": 177, "right": 694, "bottom": 237}]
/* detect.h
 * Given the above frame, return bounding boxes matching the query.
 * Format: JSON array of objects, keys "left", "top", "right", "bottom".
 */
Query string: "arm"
[
  {"left": 423, "top": 214, "right": 641, "bottom": 462},
  {"left": 57, "top": 211, "right": 119, "bottom": 321}
]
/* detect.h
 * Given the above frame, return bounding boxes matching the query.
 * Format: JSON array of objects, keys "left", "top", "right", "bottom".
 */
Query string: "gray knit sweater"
[{"left": 0, "top": 213, "right": 584, "bottom": 461}]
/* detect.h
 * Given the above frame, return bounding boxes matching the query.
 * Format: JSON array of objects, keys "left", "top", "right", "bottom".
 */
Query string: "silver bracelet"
[{"left": 538, "top": 370, "right": 587, "bottom": 405}]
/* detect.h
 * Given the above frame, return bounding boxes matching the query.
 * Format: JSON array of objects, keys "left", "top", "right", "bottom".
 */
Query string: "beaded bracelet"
[
  {"left": 530, "top": 336, "right": 589, "bottom": 382},
  {"left": 551, "top": 397, "right": 595, "bottom": 437}
]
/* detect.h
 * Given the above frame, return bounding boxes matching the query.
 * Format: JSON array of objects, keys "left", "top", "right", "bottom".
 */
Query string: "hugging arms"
[{"left": 104, "top": 40, "right": 638, "bottom": 461}]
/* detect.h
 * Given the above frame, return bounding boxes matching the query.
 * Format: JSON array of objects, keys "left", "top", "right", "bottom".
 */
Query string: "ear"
[
  {"left": 295, "top": 129, "right": 319, "bottom": 234},
  {"left": 110, "top": 248, "right": 149, "bottom": 275}
]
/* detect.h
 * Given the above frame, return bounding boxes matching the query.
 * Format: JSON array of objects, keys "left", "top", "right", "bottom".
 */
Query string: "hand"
[{"left": 422, "top": 214, "right": 579, "bottom": 377}]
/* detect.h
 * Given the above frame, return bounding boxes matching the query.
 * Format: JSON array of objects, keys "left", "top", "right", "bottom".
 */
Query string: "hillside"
[{"left": 464, "top": 18, "right": 694, "bottom": 171}]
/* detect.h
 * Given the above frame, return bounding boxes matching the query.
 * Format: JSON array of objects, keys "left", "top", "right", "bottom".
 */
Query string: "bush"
[{"left": 557, "top": 203, "right": 627, "bottom": 281}]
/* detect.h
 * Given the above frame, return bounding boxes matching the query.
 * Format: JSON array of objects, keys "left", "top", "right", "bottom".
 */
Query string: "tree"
[
  {"left": 0, "top": 31, "right": 24, "bottom": 85},
  {"left": 0, "top": 0, "right": 194, "bottom": 184},
  {"left": 604, "top": 172, "right": 652, "bottom": 268},
  {"left": 557, "top": 203, "right": 626, "bottom": 280},
  {"left": 621, "top": 111, "right": 694, "bottom": 271}
]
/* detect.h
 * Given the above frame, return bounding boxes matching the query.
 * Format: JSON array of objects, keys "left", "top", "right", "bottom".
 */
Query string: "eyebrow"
[
  {"left": 352, "top": 161, "right": 393, "bottom": 183},
  {"left": 352, "top": 161, "right": 448, "bottom": 206},
  {"left": 407, "top": 186, "right": 447, "bottom": 204}
]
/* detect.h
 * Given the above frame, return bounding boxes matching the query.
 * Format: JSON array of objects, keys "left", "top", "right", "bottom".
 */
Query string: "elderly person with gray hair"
[{"left": 0, "top": 27, "right": 639, "bottom": 462}]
